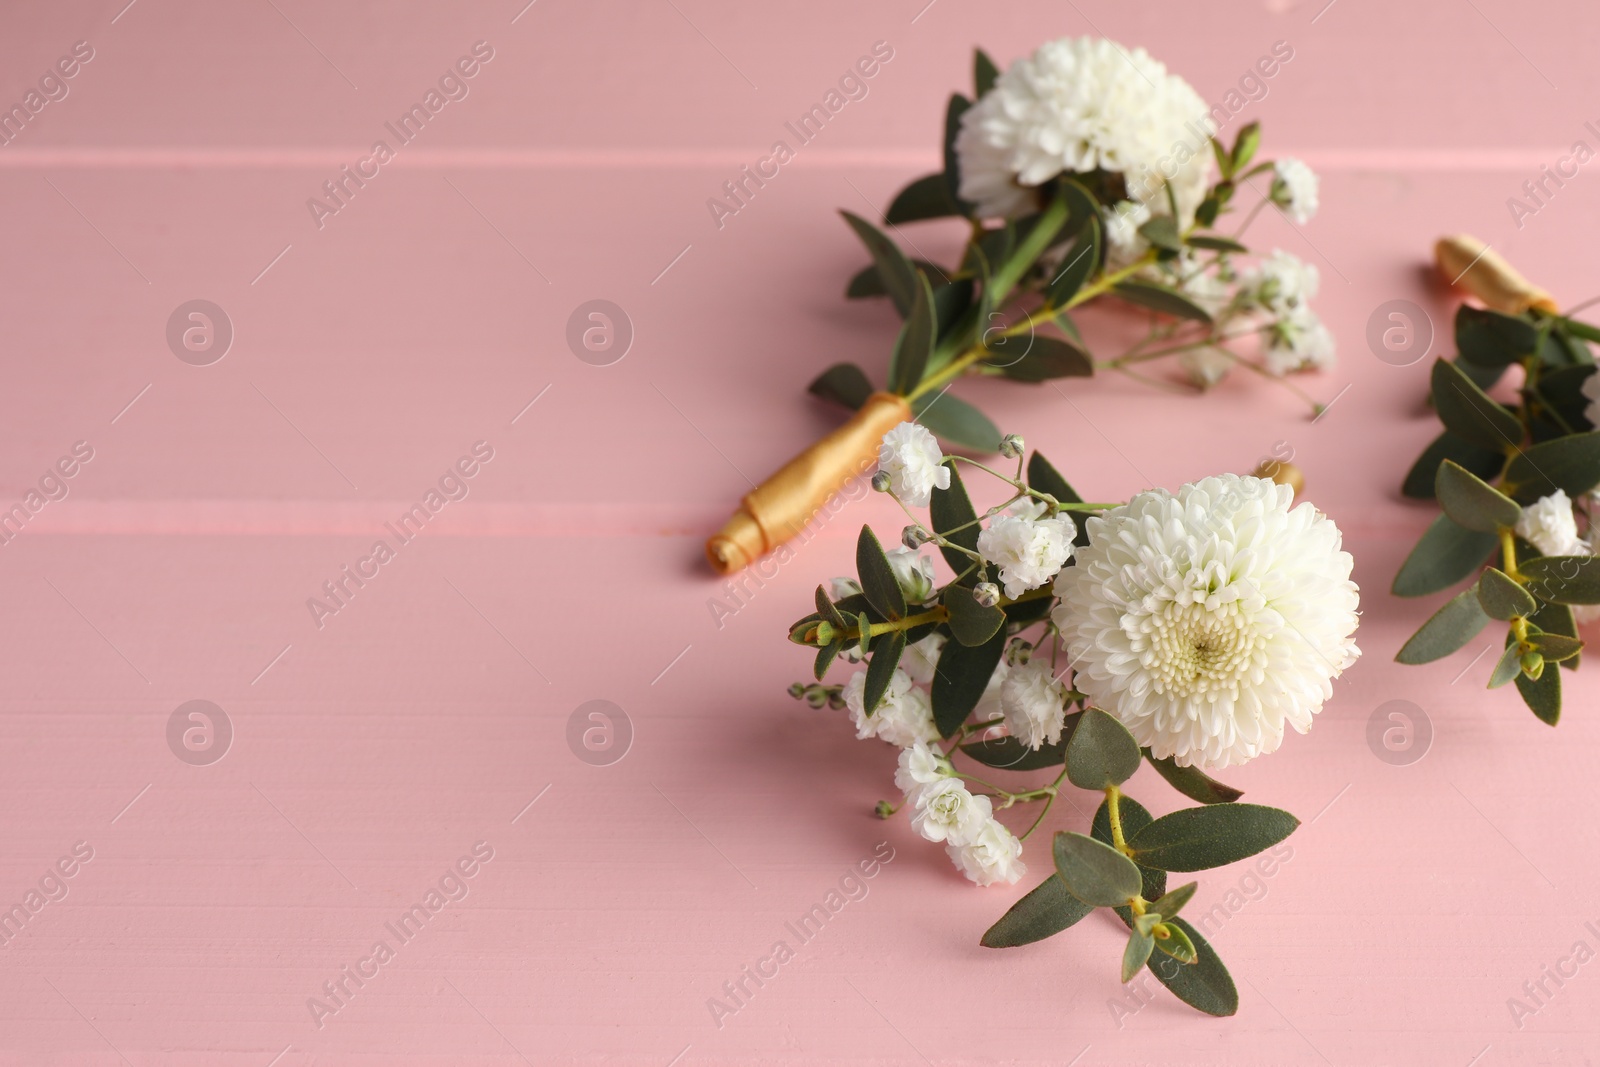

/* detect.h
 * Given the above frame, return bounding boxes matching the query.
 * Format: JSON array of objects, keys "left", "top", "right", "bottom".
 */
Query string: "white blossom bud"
[
  {"left": 999, "top": 434, "right": 1025, "bottom": 459},
  {"left": 871, "top": 470, "right": 893, "bottom": 493},
  {"left": 973, "top": 582, "right": 1001, "bottom": 608}
]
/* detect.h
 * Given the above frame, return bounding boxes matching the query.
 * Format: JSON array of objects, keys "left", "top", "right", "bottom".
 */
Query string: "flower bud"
[
  {"left": 874, "top": 800, "right": 897, "bottom": 819},
  {"left": 805, "top": 688, "right": 828, "bottom": 709},
  {"left": 902, "top": 525, "right": 930, "bottom": 549},
  {"left": 871, "top": 470, "right": 893, "bottom": 493},
  {"left": 787, "top": 682, "right": 806, "bottom": 700},
  {"left": 1520, "top": 650, "right": 1545, "bottom": 680},
  {"left": 973, "top": 582, "right": 1001, "bottom": 608},
  {"left": 999, "top": 434, "right": 1025, "bottom": 459}
]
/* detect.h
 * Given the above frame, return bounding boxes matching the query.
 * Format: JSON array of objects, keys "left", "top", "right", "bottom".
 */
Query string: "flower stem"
[
  {"left": 1500, "top": 527, "right": 1521, "bottom": 581},
  {"left": 1105, "top": 784, "right": 1131, "bottom": 855}
]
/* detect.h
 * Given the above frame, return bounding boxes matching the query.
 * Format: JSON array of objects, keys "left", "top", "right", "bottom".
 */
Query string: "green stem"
[
  {"left": 1500, "top": 527, "right": 1521, "bottom": 581},
  {"left": 1105, "top": 784, "right": 1131, "bottom": 855}
]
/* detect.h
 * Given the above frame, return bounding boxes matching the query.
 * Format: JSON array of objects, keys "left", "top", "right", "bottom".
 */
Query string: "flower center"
[{"left": 1139, "top": 596, "right": 1261, "bottom": 700}]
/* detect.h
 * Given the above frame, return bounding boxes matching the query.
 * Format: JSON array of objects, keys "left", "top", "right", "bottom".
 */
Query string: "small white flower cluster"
[
  {"left": 1271, "top": 158, "right": 1320, "bottom": 225},
  {"left": 1516, "top": 489, "right": 1600, "bottom": 623},
  {"left": 896, "top": 743, "right": 1026, "bottom": 886},
  {"left": 1245, "top": 249, "right": 1336, "bottom": 376}
]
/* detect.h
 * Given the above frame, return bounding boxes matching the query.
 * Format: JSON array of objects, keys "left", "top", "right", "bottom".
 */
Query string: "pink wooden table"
[{"left": 1, "top": 0, "right": 1598, "bottom": 1063}]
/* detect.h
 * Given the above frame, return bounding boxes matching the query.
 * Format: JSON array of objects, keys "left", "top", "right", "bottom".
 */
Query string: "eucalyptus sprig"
[
  {"left": 811, "top": 49, "right": 1334, "bottom": 456},
  {"left": 1393, "top": 301, "right": 1600, "bottom": 724},
  {"left": 786, "top": 446, "right": 1321, "bottom": 1016}
]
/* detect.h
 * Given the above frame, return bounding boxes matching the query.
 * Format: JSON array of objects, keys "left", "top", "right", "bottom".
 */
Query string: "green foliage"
[
  {"left": 1127, "top": 804, "right": 1299, "bottom": 872},
  {"left": 1395, "top": 587, "right": 1491, "bottom": 664},
  {"left": 930, "top": 625, "right": 1006, "bottom": 738},
  {"left": 1393, "top": 514, "right": 1499, "bottom": 597},
  {"left": 855, "top": 526, "right": 907, "bottom": 620},
  {"left": 980, "top": 874, "right": 1093, "bottom": 948},
  {"left": 1477, "top": 567, "right": 1536, "bottom": 620},
  {"left": 1430, "top": 358, "right": 1521, "bottom": 450},
  {"left": 1065, "top": 709, "right": 1142, "bottom": 790},
  {"left": 1435, "top": 460, "right": 1521, "bottom": 533},
  {"left": 1053, "top": 832, "right": 1142, "bottom": 907},
  {"left": 1145, "top": 752, "right": 1244, "bottom": 804}
]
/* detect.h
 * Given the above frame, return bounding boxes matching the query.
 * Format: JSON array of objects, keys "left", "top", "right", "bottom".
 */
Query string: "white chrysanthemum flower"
[
  {"left": 977, "top": 511, "right": 1076, "bottom": 598},
  {"left": 1518, "top": 490, "right": 1585, "bottom": 557},
  {"left": 910, "top": 778, "right": 992, "bottom": 845},
  {"left": 999, "top": 659, "right": 1069, "bottom": 750},
  {"left": 1272, "top": 158, "right": 1320, "bottom": 225},
  {"left": 878, "top": 422, "right": 950, "bottom": 508},
  {"left": 1052, "top": 474, "right": 1360, "bottom": 770},
  {"left": 885, "top": 547, "right": 937, "bottom": 603},
  {"left": 1102, "top": 200, "right": 1153, "bottom": 263},
  {"left": 894, "top": 740, "right": 948, "bottom": 795},
  {"left": 842, "top": 668, "right": 939, "bottom": 748},
  {"left": 1246, "top": 249, "right": 1319, "bottom": 314},
  {"left": 955, "top": 37, "right": 1213, "bottom": 222},
  {"left": 1264, "top": 305, "right": 1336, "bottom": 375},
  {"left": 1582, "top": 371, "right": 1600, "bottom": 430},
  {"left": 946, "top": 818, "right": 1027, "bottom": 886}
]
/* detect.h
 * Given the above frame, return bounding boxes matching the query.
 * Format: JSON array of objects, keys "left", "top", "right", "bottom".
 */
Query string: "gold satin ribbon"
[
  {"left": 706, "top": 393, "right": 913, "bottom": 575},
  {"left": 1435, "top": 235, "right": 1559, "bottom": 315}
]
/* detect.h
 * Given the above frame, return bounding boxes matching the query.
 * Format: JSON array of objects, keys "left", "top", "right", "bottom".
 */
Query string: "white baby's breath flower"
[
  {"left": 977, "top": 511, "right": 1076, "bottom": 599},
  {"left": 1171, "top": 255, "right": 1237, "bottom": 320},
  {"left": 975, "top": 659, "right": 1010, "bottom": 721},
  {"left": 1246, "top": 249, "right": 1319, "bottom": 315},
  {"left": 1517, "top": 490, "right": 1585, "bottom": 557},
  {"left": 1582, "top": 371, "right": 1600, "bottom": 431},
  {"left": 1264, "top": 305, "right": 1337, "bottom": 375},
  {"left": 886, "top": 547, "right": 937, "bottom": 603},
  {"left": 1052, "top": 474, "right": 1360, "bottom": 770},
  {"left": 901, "top": 633, "right": 946, "bottom": 686},
  {"left": 878, "top": 422, "right": 950, "bottom": 508},
  {"left": 842, "top": 668, "right": 939, "bottom": 748},
  {"left": 910, "top": 778, "right": 992, "bottom": 845},
  {"left": 1271, "top": 158, "right": 1320, "bottom": 225},
  {"left": 827, "top": 576, "right": 862, "bottom": 601},
  {"left": 955, "top": 37, "right": 1213, "bottom": 223},
  {"left": 1179, "top": 347, "right": 1234, "bottom": 388},
  {"left": 946, "top": 818, "right": 1027, "bottom": 886},
  {"left": 999, "top": 659, "right": 1069, "bottom": 750},
  {"left": 895, "top": 740, "right": 948, "bottom": 796}
]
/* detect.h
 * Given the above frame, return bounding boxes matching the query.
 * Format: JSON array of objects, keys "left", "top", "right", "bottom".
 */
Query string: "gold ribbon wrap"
[
  {"left": 706, "top": 392, "right": 913, "bottom": 575},
  {"left": 1435, "top": 235, "right": 1559, "bottom": 315}
]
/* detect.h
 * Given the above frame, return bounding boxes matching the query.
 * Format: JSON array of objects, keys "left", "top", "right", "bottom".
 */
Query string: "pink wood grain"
[{"left": 1, "top": 0, "right": 1599, "bottom": 1063}]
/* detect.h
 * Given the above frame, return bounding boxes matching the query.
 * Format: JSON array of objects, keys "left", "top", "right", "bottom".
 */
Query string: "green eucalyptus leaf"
[
  {"left": 962, "top": 728, "right": 1072, "bottom": 771},
  {"left": 929, "top": 465, "right": 982, "bottom": 582},
  {"left": 840, "top": 210, "right": 918, "bottom": 318},
  {"left": 1231, "top": 121, "right": 1261, "bottom": 173},
  {"left": 1487, "top": 641, "right": 1522, "bottom": 689},
  {"left": 1392, "top": 513, "right": 1499, "bottom": 597},
  {"left": 1435, "top": 460, "right": 1521, "bottom": 533},
  {"left": 813, "top": 640, "right": 842, "bottom": 680},
  {"left": 931, "top": 625, "right": 1006, "bottom": 738},
  {"left": 885, "top": 173, "right": 961, "bottom": 225},
  {"left": 856, "top": 526, "right": 907, "bottom": 620},
  {"left": 1113, "top": 280, "right": 1214, "bottom": 323},
  {"left": 944, "top": 583, "right": 1007, "bottom": 646},
  {"left": 1153, "top": 921, "right": 1199, "bottom": 964},
  {"left": 1046, "top": 215, "right": 1101, "bottom": 308},
  {"left": 1478, "top": 567, "right": 1537, "bottom": 620},
  {"left": 1145, "top": 752, "right": 1245, "bottom": 804},
  {"left": 808, "top": 362, "right": 875, "bottom": 410},
  {"left": 1529, "top": 630, "right": 1583, "bottom": 661},
  {"left": 1515, "top": 655, "right": 1561, "bottom": 724},
  {"left": 941, "top": 94, "right": 972, "bottom": 216},
  {"left": 985, "top": 335, "right": 1093, "bottom": 382},
  {"left": 1535, "top": 364, "right": 1597, "bottom": 431},
  {"left": 980, "top": 873, "right": 1093, "bottom": 948},
  {"left": 1431, "top": 358, "right": 1522, "bottom": 451},
  {"left": 1456, "top": 305, "right": 1538, "bottom": 367},
  {"left": 1122, "top": 927, "right": 1156, "bottom": 983},
  {"left": 1139, "top": 918, "right": 1238, "bottom": 1016},
  {"left": 1505, "top": 432, "right": 1600, "bottom": 501},
  {"left": 1395, "top": 586, "right": 1492, "bottom": 664},
  {"left": 912, "top": 390, "right": 1002, "bottom": 452},
  {"left": 1149, "top": 881, "right": 1199, "bottom": 920},
  {"left": 1519, "top": 555, "right": 1600, "bottom": 604},
  {"left": 1053, "top": 831, "right": 1142, "bottom": 907},
  {"left": 1066, "top": 708, "right": 1142, "bottom": 790},
  {"left": 1402, "top": 431, "right": 1506, "bottom": 500},
  {"left": 1026, "top": 451, "right": 1085, "bottom": 506},
  {"left": 1138, "top": 215, "right": 1183, "bottom": 252},
  {"left": 1186, "top": 234, "right": 1249, "bottom": 254},
  {"left": 888, "top": 271, "right": 936, "bottom": 395},
  {"left": 1127, "top": 804, "right": 1299, "bottom": 873},
  {"left": 973, "top": 48, "right": 999, "bottom": 97},
  {"left": 861, "top": 630, "right": 905, "bottom": 714},
  {"left": 1093, "top": 795, "right": 1166, "bottom": 907},
  {"left": 1529, "top": 597, "right": 1580, "bottom": 669}
]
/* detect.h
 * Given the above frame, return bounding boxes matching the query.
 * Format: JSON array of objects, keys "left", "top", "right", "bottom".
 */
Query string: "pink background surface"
[{"left": 1, "top": 0, "right": 1598, "bottom": 1063}]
